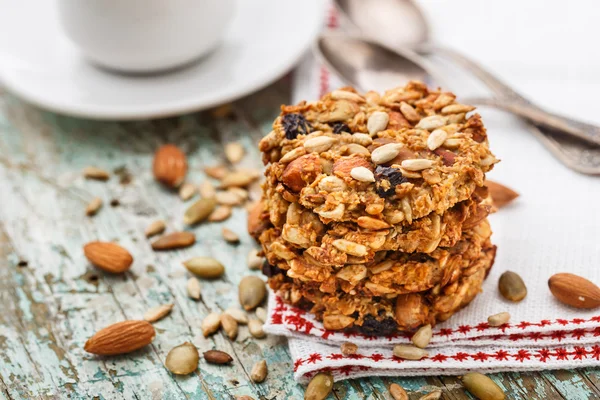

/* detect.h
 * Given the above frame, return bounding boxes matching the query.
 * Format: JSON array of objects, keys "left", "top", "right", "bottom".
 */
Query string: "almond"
[
  {"left": 247, "top": 201, "right": 269, "bottom": 238},
  {"left": 83, "top": 242, "right": 133, "bottom": 274},
  {"left": 151, "top": 232, "right": 196, "bottom": 251},
  {"left": 153, "top": 145, "right": 187, "bottom": 188},
  {"left": 281, "top": 154, "right": 322, "bottom": 192},
  {"left": 333, "top": 155, "right": 372, "bottom": 181},
  {"left": 548, "top": 273, "right": 600, "bottom": 309},
  {"left": 486, "top": 180, "right": 519, "bottom": 209},
  {"left": 84, "top": 320, "right": 155, "bottom": 355}
]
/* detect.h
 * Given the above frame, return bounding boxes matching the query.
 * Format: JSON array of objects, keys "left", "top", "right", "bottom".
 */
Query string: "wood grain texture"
[{"left": 1, "top": 80, "right": 600, "bottom": 399}]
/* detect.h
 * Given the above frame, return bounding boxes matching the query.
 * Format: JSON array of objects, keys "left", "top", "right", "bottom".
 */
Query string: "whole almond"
[
  {"left": 165, "top": 342, "right": 199, "bottom": 375},
  {"left": 220, "top": 313, "right": 238, "bottom": 340},
  {"left": 486, "top": 180, "right": 519, "bottom": 209},
  {"left": 153, "top": 144, "right": 187, "bottom": 188},
  {"left": 184, "top": 197, "right": 217, "bottom": 225},
  {"left": 151, "top": 232, "right": 196, "bottom": 251},
  {"left": 203, "top": 350, "right": 233, "bottom": 364},
  {"left": 144, "top": 303, "right": 174, "bottom": 323},
  {"left": 548, "top": 273, "right": 600, "bottom": 309},
  {"left": 84, "top": 320, "right": 155, "bottom": 355},
  {"left": 250, "top": 360, "right": 268, "bottom": 383},
  {"left": 145, "top": 220, "right": 166, "bottom": 238},
  {"left": 83, "top": 166, "right": 110, "bottom": 181},
  {"left": 84, "top": 242, "right": 133, "bottom": 274}
]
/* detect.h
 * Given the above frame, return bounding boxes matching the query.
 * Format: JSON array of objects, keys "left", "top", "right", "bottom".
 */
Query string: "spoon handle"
[{"left": 465, "top": 97, "right": 600, "bottom": 146}]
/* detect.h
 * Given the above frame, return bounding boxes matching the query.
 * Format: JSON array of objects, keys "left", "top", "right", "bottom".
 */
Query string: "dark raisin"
[
  {"left": 262, "top": 261, "right": 285, "bottom": 277},
  {"left": 330, "top": 122, "right": 351, "bottom": 134},
  {"left": 281, "top": 113, "right": 312, "bottom": 140},
  {"left": 374, "top": 166, "right": 408, "bottom": 197},
  {"left": 357, "top": 315, "right": 398, "bottom": 336}
]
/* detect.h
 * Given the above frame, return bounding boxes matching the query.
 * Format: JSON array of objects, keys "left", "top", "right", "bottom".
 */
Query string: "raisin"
[
  {"left": 374, "top": 166, "right": 408, "bottom": 197},
  {"left": 262, "top": 261, "right": 285, "bottom": 277},
  {"left": 281, "top": 113, "right": 312, "bottom": 140},
  {"left": 330, "top": 122, "right": 351, "bottom": 134},
  {"left": 358, "top": 315, "right": 398, "bottom": 336}
]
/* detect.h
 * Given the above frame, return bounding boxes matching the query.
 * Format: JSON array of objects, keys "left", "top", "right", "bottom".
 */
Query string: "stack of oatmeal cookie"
[{"left": 249, "top": 81, "right": 499, "bottom": 335}]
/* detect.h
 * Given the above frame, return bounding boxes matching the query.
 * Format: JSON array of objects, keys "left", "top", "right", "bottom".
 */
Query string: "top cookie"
[{"left": 259, "top": 81, "right": 498, "bottom": 226}]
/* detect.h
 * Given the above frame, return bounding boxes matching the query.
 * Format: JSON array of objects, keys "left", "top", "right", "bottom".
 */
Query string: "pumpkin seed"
[
  {"left": 183, "top": 257, "right": 225, "bottom": 279},
  {"left": 498, "top": 271, "right": 527, "bottom": 302},
  {"left": 419, "top": 390, "right": 442, "bottom": 400},
  {"left": 86, "top": 197, "right": 103, "bottom": 216},
  {"left": 224, "top": 307, "right": 248, "bottom": 325},
  {"left": 487, "top": 312, "right": 511, "bottom": 327},
  {"left": 247, "top": 249, "right": 263, "bottom": 270},
  {"left": 143, "top": 303, "right": 173, "bottom": 323},
  {"left": 304, "top": 372, "right": 333, "bottom": 400},
  {"left": 389, "top": 383, "right": 408, "bottom": 400},
  {"left": 340, "top": 342, "right": 358, "bottom": 356},
  {"left": 222, "top": 228, "right": 240, "bottom": 244},
  {"left": 151, "top": 232, "right": 196, "bottom": 250},
  {"left": 411, "top": 324, "right": 432, "bottom": 348},
  {"left": 165, "top": 342, "right": 199, "bottom": 375},
  {"left": 203, "top": 350, "right": 233, "bottom": 364},
  {"left": 201, "top": 312, "right": 221, "bottom": 337},
  {"left": 255, "top": 307, "right": 267, "bottom": 323},
  {"left": 248, "top": 319, "right": 266, "bottom": 338},
  {"left": 186, "top": 277, "right": 202, "bottom": 300},
  {"left": 250, "top": 359, "right": 268, "bottom": 383},
  {"left": 461, "top": 372, "right": 505, "bottom": 400},
  {"left": 179, "top": 182, "right": 197, "bottom": 201},
  {"left": 220, "top": 313, "right": 238, "bottom": 340},
  {"left": 184, "top": 197, "right": 217, "bottom": 225},
  {"left": 83, "top": 166, "right": 110, "bottom": 181},
  {"left": 239, "top": 276, "right": 267, "bottom": 310},
  {"left": 145, "top": 220, "right": 166, "bottom": 238},
  {"left": 393, "top": 344, "right": 428, "bottom": 360}
]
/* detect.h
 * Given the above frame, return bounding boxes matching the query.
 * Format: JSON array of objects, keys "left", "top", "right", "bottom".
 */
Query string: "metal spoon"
[{"left": 334, "top": 0, "right": 600, "bottom": 147}]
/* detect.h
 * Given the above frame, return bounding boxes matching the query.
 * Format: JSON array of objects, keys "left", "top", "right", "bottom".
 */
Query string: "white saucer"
[{"left": 0, "top": 0, "right": 325, "bottom": 120}]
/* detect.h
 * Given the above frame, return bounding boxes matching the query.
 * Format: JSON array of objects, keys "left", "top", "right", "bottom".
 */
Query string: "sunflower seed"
[
  {"left": 199, "top": 181, "right": 216, "bottom": 198},
  {"left": 151, "top": 232, "right": 196, "bottom": 250},
  {"left": 220, "top": 313, "right": 238, "bottom": 340},
  {"left": 184, "top": 197, "right": 217, "bottom": 225},
  {"left": 419, "top": 390, "right": 442, "bottom": 400},
  {"left": 248, "top": 319, "right": 266, "bottom": 338},
  {"left": 488, "top": 312, "right": 511, "bottom": 327},
  {"left": 371, "top": 143, "right": 403, "bottom": 164},
  {"left": 315, "top": 203, "right": 345, "bottom": 220},
  {"left": 179, "top": 183, "right": 197, "bottom": 201},
  {"left": 239, "top": 276, "right": 266, "bottom": 310},
  {"left": 204, "top": 165, "right": 228, "bottom": 180},
  {"left": 399, "top": 102, "right": 420, "bottom": 122},
  {"left": 201, "top": 312, "right": 221, "bottom": 337},
  {"left": 345, "top": 143, "right": 370, "bottom": 156},
  {"left": 401, "top": 159, "right": 434, "bottom": 171},
  {"left": 415, "top": 115, "right": 447, "bottom": 130},
  {"left": 443, "top": 138, "right": 462, "bottom": 149},
  {"left": 255, "top": 307, "right": 267, "bottom": 323},
  {"left": 304, "top": 372, "right": 333, "bottom": 400},
  {"left": 350, "top": 166, "right": 375, "bottom": 182},
  {"left": 461, "top": 373, "right": 505, "bottom": 400},
  {"left": 367, "top": 111, "right": 389, "bottom": 135},
  {"left": 86, "top": 197, "right": 103, "bottom": 216},
  {"left": 480, "top": 155, "right": 496, "bottom": 167},
  {"left": 222, "top": 228, "right": 240, "bottom": 244},
  {"left": 332, "top": 239, "right": 368, "bottom": 257},
  {"left": 389, "top": 383, "right": 408, "bottom": 400},
  {"left": 279, "top": 147, "right": 307, "bottom": 163},
  {"left": 304, "top": 136, "right": 337, "bottom": 153},
  {"left": 83, "top": 166, "right": 110, "bottom": 181},
  {"left": 186, "top": 277, "right": 202, "bottom": 300},
  {"left": 215, "top": 189, "right": 246, "bottom": 206},
  {"left": 208, "top": 205, "right": 232, "bottom": 222},
  {"left": 144, "top": 303, "right": 174, "bottom": 323},
  {"left": 411, "top": 324, "right": 432, "bottom": 348},
  {"left": 251, "top": 359, "right": 268, "bottom": 383},
  {"left": 340, "top": 342, "right": 358, "bottom": 356},
  {"left": 441, "top": 104, "right": 475, "bottom": 114},
  {"left": 219, "top": 171, "right": 258, "bottom": 188},
  {"left": 183, "top": 257, "right": 225, "bottom": 279},
  {"left": 225, "top": 142, "right": 245, "bottom": 164},
  {"left": 247, "top": 249, "right": 264, "bottom": 270},
  {"left": 203, "top": 350, "right": 232, "bottom": 364},
  {"left": 433, "top": 93, "right": 455, "bottom": 109},
  {"left": 165, "top": 342, "right": 199, "bottom": 375},
  {"left": 427, "top": 129, "right": 448, "bottom": 151},
  {"left": 393, "top": 344, "right": 428, "bottom": 360},
  {"left": 331, "top": 90, "right": 365, "bottom": 103},
  {"left": 318, "top": 176, "right": 347, "bottom": 192},
  {"left": 224, "top": 307, "right": 248, "bottom": 325}
]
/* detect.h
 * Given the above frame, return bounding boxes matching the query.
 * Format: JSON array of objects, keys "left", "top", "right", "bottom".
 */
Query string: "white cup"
[{"left": 56, "top": 0, "right": 235, "bottom": 73}]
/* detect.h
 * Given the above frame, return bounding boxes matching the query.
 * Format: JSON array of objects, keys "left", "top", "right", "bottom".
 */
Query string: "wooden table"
[{"left": 1, "top": 78, "right": 599, "bottom": 399}]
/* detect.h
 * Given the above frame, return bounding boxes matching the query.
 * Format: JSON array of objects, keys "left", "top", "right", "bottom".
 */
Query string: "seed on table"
[
  {"left": 247, "top": 249, "right": 263, "bottom": 270},
  {"left": 248, "top": 319, "right": 266, "bottom": 338},
  {"left": 216, "top": 189, "right": 246, "bottom": 206},
  {"left": 250, "top": 359, "right": 268, "bottom": 383},
  {"left": 498, "top": 271, "right": 527, "bottom": 302},
  {"left": 208, "top": 205, "right": 232, "bottom": 222},
  {"left": 419, "top": 390, "right": 442, "bottom": 400},
  {"left": 220, "top": 313, "right": 238, "bottom": 340},
  {"left": 86, "top": 197, "right": 103, "bottom": 216},
  {"left": 411, "top": 324, "right": 432, "bottom": 348},
  {"left": 184, "top": 197, "right": 217, "bottom": 225},
  {"left": 222, "top": 228, "right": 240, "bottom": 244},
  {"left": 203, "top": 350, "right": 233, "bottom": 365},
  {"left": 201, "top": 312, "right": 221, "bottom": 337},
  {"left": 548, "top": 273, "right": 600, "bottom": 309},
  {"left": 304, "top": 372, "right": 333, "bottom": 400},
  {"left": 225, "top": 142, "right": 245, "bottom": 164},
  {"left": 236, "top": 396, "right": 255, "bottom": 400},
  {"left": 255, "top": 307, "right": 267, "bottom": 323},
  {"left": 224, "top": 307, "right": 248, "bottom": 325},
  {"left": 219, "top": 171, "right": 257, "bottom": 188},
  {"left": 165, "top": 342, "right": 199, "bottom": 375},
  {"left": 186, "top": 277, "right": 202, "bottom": 300},
  {"left": 145, "top": 220, "right": 166, "bottom": 238},
  {"left": 350, "top": 166, "right": 375, "bottom": 182},
  {"left": 83, "top": 166, "right": 110, "bottom": 181},
  {"left": 340, "top": 342, "right": 358, "bottom": 356},
  {"left": 151, "top": 232, "right": 196, "bottom": 250},
  {"left": 393, "top": 344, "right": 428, "bottom": 360},
  {"left": 204, "top": 165, "right": 228, "bottom": 180},
  {"left": 179, "top": 182, "right": 197, "bottom": 201},
  {"left": 239, "top": 276, "right": 267, "bottom": 310},
  {"left": 143, "top": 303, "right": 174, "bottom": 323},
  {"left": 488, "top": 312, "right": 510, "bottom": 327},
  {"left": 199, "top": 180, "right": 216, "bottom": 198},
  {"left": 389, "top": 383, "right": 408, "bottom": 400},
  {"left": 183, "top": 257, "right": 225, "bottom": 279},
  {"left": 461, "top": 372, "right": 505, "bottom": 400}
]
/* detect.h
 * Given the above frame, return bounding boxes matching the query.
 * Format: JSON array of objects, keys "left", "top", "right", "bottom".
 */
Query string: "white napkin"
[{"left": 264, "top": 5, "right": 600, "bottom": 383}]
